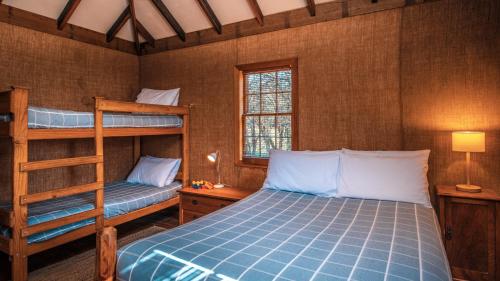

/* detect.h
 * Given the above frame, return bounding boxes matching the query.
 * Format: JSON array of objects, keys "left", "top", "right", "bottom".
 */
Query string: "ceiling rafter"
[
  {"left": 136, "top": 20, "right": 155, "bottom": 47},
  {"left": 128, "top": 0, "right": 141, "bottom": 54},
  {"left": 150, "top": 0, "right": 186, "bottom": 42},
  {"left": 196, "top": 0, "right": 222, "bottom": 34},
  {"left": 306, "top": 0, "right": 316, "bottom": 16},
  {"left": 57, "top": 0, "right": 81, "bottom": 30},
  {"left": 246, "top": 0, "right": 264, "bottom": 26},
  {"left": 106, "top": 6, "right": 131, "bottom": 43}
]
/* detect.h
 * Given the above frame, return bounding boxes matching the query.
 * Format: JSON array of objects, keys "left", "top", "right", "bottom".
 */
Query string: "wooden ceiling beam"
[
  {"left": 150, "top": 0, "right": 186, "bottom": 42},
  {"left": 57, "top": 0, "right": 81, "bottom": 30},
  {"left": 136, "top": 20, "right": 155, "bottom": 47},
  {"left": 306, "top": 0, "right": 316, "bottom": 16},
  {"left": 106, "top": 6, "right": 131, "bottom": 43},
  {"left": 196, "top": 0, "right": 222, "bottom": 34},
  {"left": 128, "top": 0, "right": 141, "bottom": 54},
  {"left": 246, "top": 0, "right": 264, "bottom": 26}
]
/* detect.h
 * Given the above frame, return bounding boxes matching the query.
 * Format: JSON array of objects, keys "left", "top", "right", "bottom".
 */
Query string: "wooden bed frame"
[{"left": 0, "top": 86, "right": 190, "bottom": 281}]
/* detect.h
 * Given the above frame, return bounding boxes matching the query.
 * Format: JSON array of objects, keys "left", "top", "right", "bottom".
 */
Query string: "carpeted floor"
[
  {"left": 0, "top": 208, "right": 179, "bottom": 281},
  {"left": 29, "top": 226, "right": 166, "bottom": 281}
]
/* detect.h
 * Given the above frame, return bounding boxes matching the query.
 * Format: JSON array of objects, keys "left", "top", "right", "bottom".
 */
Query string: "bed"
[
  {"left": 0, "top": 106, "right": 183, "bottom": 128},
  {"left": 116, "top": 189, "right": 451, "bottom": 281},
  {"left": 0, "top": 181, "right": 182, "bottom": 244}
]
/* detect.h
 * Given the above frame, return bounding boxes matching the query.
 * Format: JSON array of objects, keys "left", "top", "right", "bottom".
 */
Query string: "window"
[{"left": 235, "top": 59, "right": 298, "bottom": 166}]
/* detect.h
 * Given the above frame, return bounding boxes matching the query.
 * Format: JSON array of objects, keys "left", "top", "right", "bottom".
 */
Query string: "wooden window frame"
[{"left": 234, "top": 58, "right": 299, "bottom": 168}]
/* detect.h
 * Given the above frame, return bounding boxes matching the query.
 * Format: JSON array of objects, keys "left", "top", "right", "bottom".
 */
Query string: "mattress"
[
  {"left": 0, "top": 106, "right": 183, "bottom": 128},
  {"left": 117, "top": 189, "right": 451, "bottom": 281},
  {"left": 0, "top": 181, "right": 182, "bottom": 244}
]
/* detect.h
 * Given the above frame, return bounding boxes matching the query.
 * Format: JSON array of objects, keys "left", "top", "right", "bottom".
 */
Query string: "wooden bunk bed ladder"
[{"left": 5, "top": 87, "right": 106, "bottom": 281}]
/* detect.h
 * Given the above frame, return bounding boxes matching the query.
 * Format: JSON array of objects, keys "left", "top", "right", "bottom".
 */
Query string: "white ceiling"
[{"left": 3, "top": 0, "right": 334, "bottom": 42}]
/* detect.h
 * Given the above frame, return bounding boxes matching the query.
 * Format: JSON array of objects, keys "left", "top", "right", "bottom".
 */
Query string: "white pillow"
[
  {"left": 136, "top": 88, "right": 180, "bottom": 106},
  {"left": 262, "top": 150, "right": 341, "bottom": 197},
  {"left": 337, "top": 151, "right": 431, "bottom": 207},
  {"left": 342, "top": 148, "right": 430, "bottom": 157},
  {"left": 127, "top": 156, "right": 181, "bottom": 187}
]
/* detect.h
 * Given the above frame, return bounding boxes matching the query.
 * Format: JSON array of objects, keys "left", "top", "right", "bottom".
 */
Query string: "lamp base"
[
  {"left": 456, "top": 184, "right": 482, "bottom": 193},
  {"left": 214, "top": 183, "right": 225, "bottom": 189}
]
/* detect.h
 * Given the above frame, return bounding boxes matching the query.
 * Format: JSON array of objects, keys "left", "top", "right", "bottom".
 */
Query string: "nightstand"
[
  {"left": 436, "top": 185, "right": 500, "bottom": 281},
  {"left": 178, "top": 187, "right": 255, "bottom": 224}
]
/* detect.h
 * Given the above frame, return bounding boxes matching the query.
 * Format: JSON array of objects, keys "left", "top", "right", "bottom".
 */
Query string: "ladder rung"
[
  {"left": 20, "top": 155, "right": 103, "bottom": 172},
  {"left": 20, "top": 182, "right": 104, "bottom": 205},
  {"left": 21, "top": 208, "right": 103, "bottom": 238}
]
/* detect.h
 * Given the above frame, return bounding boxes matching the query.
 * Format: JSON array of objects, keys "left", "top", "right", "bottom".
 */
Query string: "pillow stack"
[{"left": 262, "top": 148, "right": 432, "bottom": 207}]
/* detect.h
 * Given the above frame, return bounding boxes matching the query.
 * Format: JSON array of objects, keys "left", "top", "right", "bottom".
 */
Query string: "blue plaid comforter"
[
  {"left": 117, "top": 190, "right": 451, "bottom": 281},
  {"left": 0, "top": 106, "right": 182, "bottom": 128},
  {"left": 0, "top": 181, "right": 182, "bottom": 243}
]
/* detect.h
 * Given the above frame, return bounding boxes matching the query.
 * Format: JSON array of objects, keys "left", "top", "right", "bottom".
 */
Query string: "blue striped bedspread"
[
  {"left": 0, "top": 106, "right": 183, "bottom": 128},
  {"left": 117, "top": 189, "right": 451, "bottom": 281},
  {"left": 0, "top": 181, "right": 182, "bottom": 244}
]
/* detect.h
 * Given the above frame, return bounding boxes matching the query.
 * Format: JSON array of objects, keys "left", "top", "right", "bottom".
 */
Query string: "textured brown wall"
[
  {"left": 140, "top": 0, "right": 499, "bottom": 198},
  {"left": 140, "top": 10, "right": 403, "bottom": 189},
  {"left": 0, "top": 23, "right": 140, "bottom": 200},
  {"left": 401, "top": 0, "right": 500, "bottom": 194}
]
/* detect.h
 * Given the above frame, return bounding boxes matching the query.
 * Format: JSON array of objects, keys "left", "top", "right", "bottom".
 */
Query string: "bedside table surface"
[
  {"left": 179, "top": 186, "right": 255, "bottom": 201},
  {"left": 436, "top": 185, "right": 500, "bottom": 201}
]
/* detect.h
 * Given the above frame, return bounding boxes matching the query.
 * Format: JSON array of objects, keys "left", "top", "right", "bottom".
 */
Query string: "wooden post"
[
  {"left": 182, "top": 113, "right": 189, "bottom": 188},
  {"left": 96, "top": 226, "right": 117, "bottom": 281},
  {"left": 94, "top": 97, "right": 105, "bottom": 230},
  {"left": 10, "top": 87, "right": 29, "bottom": 281}
]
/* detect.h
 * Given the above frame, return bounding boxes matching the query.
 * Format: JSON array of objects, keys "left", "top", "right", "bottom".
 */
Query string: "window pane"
[
  {"left": 261, "top": 93, "right": 277, "bottom": 113},
  {"left": 259, "top": 116, "right": 276, "bottom": 139},
  {"left": 246, "top": 74, "right": 260, "bottom": 94},
  {"left": 246, "top": 94, "right": 260, "bottom": 114},
  {"left": 277, "top": 115, "right": 291, "bottom": 137},
  {"left": 261, "top": 72, "right": 276, "bottom": 93},
  {"left": 244, "top": 116, "right": 259, "bottom": 137},
  {"left": 277, "top": 70, "right": 291, "bottom": 92},
  {"left": 277, "top": 92, "right": 292, "bottom": 113},
  {"left": 244, "top": 137, "right": 260, "bottom": 158}
]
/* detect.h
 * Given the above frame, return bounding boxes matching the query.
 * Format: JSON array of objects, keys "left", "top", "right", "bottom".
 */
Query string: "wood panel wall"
[
  {"left": 140, "top": 0, "right": 499, "bottom": 201},
  {"left": 0, "top": 22, "right": 140, "bottom": 200}
]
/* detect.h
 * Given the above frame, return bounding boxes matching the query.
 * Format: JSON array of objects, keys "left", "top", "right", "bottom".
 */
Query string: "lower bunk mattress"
[
  {"left": 0, "top": 180, "right": 182, "bottom": 244},
  {"left": 0, "top": 106, "right": 183, "bottom": 128},
  {"left": 117, "top": 189, "right": 451, "bottom": 281}
]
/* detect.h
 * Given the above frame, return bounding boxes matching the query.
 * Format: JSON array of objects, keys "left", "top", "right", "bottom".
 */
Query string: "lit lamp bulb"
[
  {"left": 207, "top": 151, "right": 224, "bottom": 188},
  {"left": 452, "top": 131, "right": 485, "bottom": 193}
]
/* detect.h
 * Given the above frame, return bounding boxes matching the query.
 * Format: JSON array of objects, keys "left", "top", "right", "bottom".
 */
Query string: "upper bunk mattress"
[
  {"left": 0, "top": 180, "right": 182, "bottom": 243},
  {"left": 117, "top": 189, "right": 451, "bottom": 281},
  {"left": 0, "top": 106, "right": 183, "bottom": 128}
]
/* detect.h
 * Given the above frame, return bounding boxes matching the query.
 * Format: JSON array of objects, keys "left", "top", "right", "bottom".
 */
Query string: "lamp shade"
[
  {"left": 207, "top": 152, "right": 218, "bottom": 162},
  {"left": 452, "top": 131, "right": 485, "bottom": 152}
]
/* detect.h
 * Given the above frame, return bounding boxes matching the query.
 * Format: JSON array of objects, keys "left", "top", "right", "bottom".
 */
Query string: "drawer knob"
[
  {"left": 445, "top": 226, "right": 452, "bottom": 240},
  {"left": 220, "top": 204, "right": 226, "bottom": 208},
  {"left": 192, "top": 199, "right": 198, "bottom": 205}
]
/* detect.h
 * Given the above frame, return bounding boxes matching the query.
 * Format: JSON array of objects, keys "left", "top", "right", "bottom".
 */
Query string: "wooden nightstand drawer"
[
  {"left": 182, "top": 210, "right": 206, "bottom": 223},
  {"left": 181, "top": 194, "right": 233, "bottom": 213},
  {"left": 179, "top": 187, "right": 255, "bottom": 225}
]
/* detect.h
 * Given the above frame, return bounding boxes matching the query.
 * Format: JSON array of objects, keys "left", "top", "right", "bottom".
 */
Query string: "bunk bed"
[{"left": 0, "top": 86, "right": 190, "bottom": 281}]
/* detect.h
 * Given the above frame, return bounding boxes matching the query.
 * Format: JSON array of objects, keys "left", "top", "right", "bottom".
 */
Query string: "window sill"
[{"left": 235, "top": 161, "right": 268, "bottom": 169}]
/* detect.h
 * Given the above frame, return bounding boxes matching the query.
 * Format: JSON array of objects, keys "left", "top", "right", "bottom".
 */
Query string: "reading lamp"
[
  {"left": 452, "top": 131, "right": 485, "bottom": 193},
  {"left": 207, "top": 151, "right": 224, "bottom": 188}
]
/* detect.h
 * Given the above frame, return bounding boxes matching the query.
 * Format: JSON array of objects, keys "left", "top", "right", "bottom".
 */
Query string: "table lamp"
[
  {"left": 207, "top": 151, "right": 224, "bottom": 188},
  {"left": 452, "top": 131, "right": 485, "bottom": 193}
]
